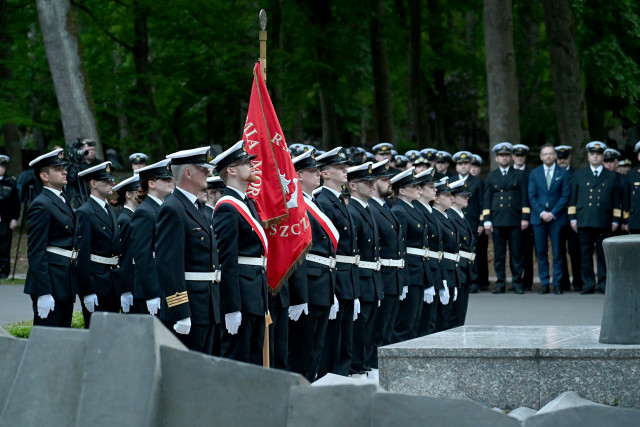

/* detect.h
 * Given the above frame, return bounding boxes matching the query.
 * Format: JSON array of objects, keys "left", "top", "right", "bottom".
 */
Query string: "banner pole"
[{"left": 259, "top": 9, "right": 271, "bottom": 369}]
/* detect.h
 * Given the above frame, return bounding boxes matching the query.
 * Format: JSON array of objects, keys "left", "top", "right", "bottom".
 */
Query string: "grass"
[
  {"left": 0, "top": 278, "right": 26, "bottom": 285},
  {"left": 3, "top": 311, "right": 85, "bottom": 338}
]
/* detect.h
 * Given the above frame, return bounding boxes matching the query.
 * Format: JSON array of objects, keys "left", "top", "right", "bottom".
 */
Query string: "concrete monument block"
[
  {"left": 0, "top": 327, "right": 89, "bottom": 425},
  {"left": 525, "top": 405, "right": 640, "bottom": 426},
  {"left": 287, "top": 384, "right": 377, "bottom": 427},
  {"left": 535, "top": 391, "right": 606, "bottom": 415},
  {"left": 600, "top": 235, "right": 640, "bottom": 344},
  {"left": 159, "top": 346, "right": 308, "bottom": 427},
  {"left": 74, "top": 312, "right": 186, "bottom": 427},
  {"left": 0, "top": 335, "right": 27, "bottom": 412}
]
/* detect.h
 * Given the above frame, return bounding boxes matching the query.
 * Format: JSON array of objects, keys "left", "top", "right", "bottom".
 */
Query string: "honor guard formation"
[{"left": 6, "top": 137, "right": 638, "bottom": 380}]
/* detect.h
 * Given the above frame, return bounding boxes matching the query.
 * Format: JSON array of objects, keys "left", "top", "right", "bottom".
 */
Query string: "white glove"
[
  {"left": 173, "top": 317, "right": 191, "bottom": 335},
  {"left": 83, "top": 294, "right": 99, "bottom": 313},
  {"left": 225, "top": 311, "right": 242, "bottom": 335},
  {"left": 453, "top": 287, "right": 458, "bottom": 302},
  {"left": 146, "top": 297, "right": 161, "bottom": 315},
  {"left": 288, "top": 303, "right": 309, "bottom": 321},
  {"left": 353, "top": 298, "right": 361, "bottom": 321},
  {"left": 378, "top": 300, "right": 381, "bottom": 307},
  {"left": 424, "top": 286, "right": 435, "bottom": 304},
  {"left": 120, "top": 292, "right": 133, "bottom": 313},
  {"left": 439, "top": 282, "right": 450, "bottom": 305},
  {"left": 399, "top": 286, "right": 408, "bottom": 301},
  {"left": 37, "top": 294, "right": 55, "bottom": 319},
  {"left": 329, "top": 295, "right": 339, "bottom": 320}
]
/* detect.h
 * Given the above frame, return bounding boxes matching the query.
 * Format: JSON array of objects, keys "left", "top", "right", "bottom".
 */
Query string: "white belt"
[
  {"left": 90, "top": 254, "right": 119, "bottom": 265},
  {"left": 306, "top": 254, "right": 336, "bottom": 268},
  {"left": 185, "top": 271, "right": 221, "bottom": 282},
  {"left": 46, "top": 246, "right": 78, "bottom": 260},
  {"left": 459, "top": 250, "right": 476, "bottom": 261},
  {"left": 442, "top": 252, "right": 460, "bottom": 262},
  {"left": 426, "top": 250, "right": 442, "bottom": 260},
  {"left": 357, "top": 259, "right": 381, "bottom": 271},
  {"left": 132, "top": 252, "right": 154, "bottom": 265},
  {"left": 238, "top": 256, "right": 267, "bottom": 268},
  {"left": 379, "top": 258, "right": 404, "bottom": 268},
  {"left": 406, "top": 247, "right": 426, "bottom": 257},
  {"left": 335, "top": 254, "right": 360, "bottom": 265}
]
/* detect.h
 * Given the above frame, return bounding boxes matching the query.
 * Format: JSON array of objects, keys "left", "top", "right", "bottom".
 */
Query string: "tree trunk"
[
  {"left": 407, "top": 0, "right": 426, "bottom": 146},
  {"left": 483, "top": 0, "right": 520, "bottom": 169},
  {"left": 370, "top": 0, "right": 394, "bottom": 143},
  {"left": 36, "top": 0, "right": 102, "bottom": 157},
  {"left": 542, "top": 0, "right": 589, "bottom": 165},
  {"left": 0, "top": 0, "right": 22, "bottom": 175},
  {"left": 132, "top": 0, "right": 164, "bottom": 159}
]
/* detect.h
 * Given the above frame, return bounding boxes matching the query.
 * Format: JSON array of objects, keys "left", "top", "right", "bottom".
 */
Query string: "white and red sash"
[
  {"left": 215, "top": 196, "right": 269, "bottom": 256},
  {"left": 304, "top": 198, "right": 339, "bottom": 252}
]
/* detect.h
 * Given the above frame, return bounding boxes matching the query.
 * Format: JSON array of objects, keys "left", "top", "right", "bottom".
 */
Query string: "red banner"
[{"left": 242, "top": 62, "right": 312, "bottom": 292}]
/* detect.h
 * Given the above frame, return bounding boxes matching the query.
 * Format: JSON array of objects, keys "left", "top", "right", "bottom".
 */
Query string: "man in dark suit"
[
  {"left": 512, "top": 144, "right": 534, "bottom": 291},
  {"left": 346, "top": 161, "right": 382, "bottom": 375},
  {"left": 529, "top": 144, "right": 570, "bottom": 294},
  {"left": 0, "top": 155, "right": 20, "bottom": 279},
  {"left": 288, "top": 150, "right": 335, "bottom": 382},
  {"left": 569, "top": 141, "right": 622, "bottom": 294},
  {"left": 157, "top": 147, "right": 220, "bottom": 355},
  {"left": 483, "top": 142, "right": 530, "bottom": 294},
  {"left": 315, "top": 147, "right": 359, "bottom": 376},
  {"left": 211, "top": 141, "right": 268, "bottom": 364},
  {"left": 24, "top": 149, "right": 77, "bottom": 327},
  {"left": 623, "top": 142, "right": 640, "bottom": 234}
]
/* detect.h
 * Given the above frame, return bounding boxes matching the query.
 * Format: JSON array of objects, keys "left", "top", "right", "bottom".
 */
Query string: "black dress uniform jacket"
[
  {"left": 304, "top": 199, "right": 336, "bottom": 306},
  {"left": 75, "top": 198, "right": 122, "bottom": 298},
  {"left": 156, "top": 189, "right": 220, "bottom": 326},
  {"left": 315, "top": 188, "right": 359, "bottom": 299},
  {"left": 392, "top": 199, "right": 429, "bottom": 287},
  {"left": 483, "top": 168, "right": 530, "bottom": 226},
  {"left": 413, "top": 201, "right": 445, "bottom": 290},
  {"left": 369, "top": 198, "right": 404, "bottom": 296},
  {"left": 131, "top": 197, "right": 162, "bottom": 302},
  {"left": 448, "top": 174, "right": 483, "bottom": 230},
  {"left": 624, "top": 166, "right": 640, "bottom": 230},
  {"left": 113, "top": 207, "right": 134, "bottom": 294},
  {"left": 431, "top": 208, "right": 459, "bottom": 288},
  {"left": 348, "top": 200, "right": 383, "bottom": 302},
  {"left": 0, "top": 175, "right": 20, "bottom": 275},
  {"left": 569, "top": 167, "right": 622, "bottom": 227},
  {"left": 24, "top": 188, "right": 77, "bottom": 302}
]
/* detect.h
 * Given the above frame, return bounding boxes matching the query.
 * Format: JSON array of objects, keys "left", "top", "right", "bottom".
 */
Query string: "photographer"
[{"left": 66, "top": 139, "right": 101, "bottom": 209}]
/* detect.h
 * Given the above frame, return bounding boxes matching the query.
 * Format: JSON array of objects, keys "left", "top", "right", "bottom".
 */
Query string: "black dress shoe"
[
  {"left": 554, "top": 288, "right": 563, "bottom": 295},
  {"left": 580, "top": 289, "right": 595, "bottom": 295},
  {"left": 492, "top": 288, "right": 505, "bottom": 294},
  {"left": 362, "top": 366, "right": 373, "bottom": 372},
  {"left": 514, "top": 289, "right": 525, "bottom": 295},
  {"left": 539, "top": 288, "right": 550, "bottom": 294},
  {"left": 596, "top": 288, "right": 605, "bottom": 294},
  {"left": 469, "top": 285, "right": 479, "bottom": 294}
]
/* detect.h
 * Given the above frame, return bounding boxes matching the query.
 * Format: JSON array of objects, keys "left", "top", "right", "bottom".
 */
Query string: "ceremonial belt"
[
  {"left": 442, "top": 252, "right": 460, "bottom": 262},
  {"left": 238, "top": 256, "right": 267, "bottom": 268},
  {"left": 46, "top": 246, "right": 78, "bottom": 260},
  {"left": 305, "top": 254, "right": 336, "bottom": 268},
  {"left": 335, "top": 254, "right": 360, "bottom": 265},
  {"left": 304, "top": 198, "right": 340, "bottom": 251},
  {"left": 459, "top": 250, "right": 476, "bottom": 261},
  {"left": 215, "top": 196, "right": 268, "bottom": 256},
  {"left": 357, "top": 259, "right": 381, "bottom": 271},
  {"left": 426, "top": 250, "right": 443, "bottom": 260},
  {"left": 132, "top": 251, "right": 154, "bottom": 265},
  {"left": 90, "top": 254, "right": 119, "bottom": 265},
  {"left": 185, "top": 271, "right": 221, "bottom": 282},
  {"left": 379, "top": 258, "right": 405, "bottom": 268},
  {"left": 406, "top": 247, "right": 426, "bottom": 257}
]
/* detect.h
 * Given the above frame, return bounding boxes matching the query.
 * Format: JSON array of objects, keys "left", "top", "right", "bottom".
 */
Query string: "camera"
[{"left": 65, "top": 138, "right": 95, "bottom": 164}]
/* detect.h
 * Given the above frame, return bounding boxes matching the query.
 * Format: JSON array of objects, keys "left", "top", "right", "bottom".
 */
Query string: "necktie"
[
  {"left": 545, "top": 169, "right": 552, "bottom": 189},
  {"left": 245, "top": 197, "right": 260, "bottom": 221},
  {"left": 59, "top": 193, "right": 66, "bottom": 203},
  {"left": 502, "top": 170, "right": 507, "bottom": 176},
  {"left": 194, "top": 201, "right": 200, "bottom": 210},
  {"left": 594, "top": 170, "right": 598, "bottom": 177}
]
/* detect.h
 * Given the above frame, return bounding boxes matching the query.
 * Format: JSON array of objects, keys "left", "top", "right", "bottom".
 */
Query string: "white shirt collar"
[
  {"left": 44, "top": 186, "right": 63, "bottom": 198},
  {"left": 450, "top": 206, "right": 464, "bottom": 218},
  {"left": 303, "top": 191, "right": 312, "bottom": 200},
  {"left": 227, "top": 185, "right": 246, "bottom": 199},
  {"left": 514, "top": 165, "right": 525, "bottom": 170},
  {"left": 147, "top": 194, "right": 163, "bottom": 206},
  {"left": 205, "top": 203, "right": 215, "bottom": 209},
  {"left": 458, "top": 173, "right": 468, "bottom": 180},
  {"left": 434, "top": 206, "right": 448, "bottom": 219},
  {"left": 350, "top": 196, "right": 368, "bottom": 208},
  {"left": 418, "top": 200, "right": 432, "bottom": 213},
  {"left": 124, "top": 205, "right": 135, "bottom": 213},
  {"left": 322, "top": 185, "right": 342, "bottom": 199},
  {"left": 499, "top": 166, "right": 510, "bottom": 174},
  {"left": 590, "top": 165, "right": 604, "bottom": 174},
  {"left": 370, "top": 196, "right": 384, "bottom": 206},
  {"left": 544, "top": 164, "right": 556, "bottom": 173},
  {"left": 175, "top": 186, "right": 198, "bottom": 205},
  {"left": 90, "top": 194, "right": 107, "bottom": 209},
  {"left": 400, "top": 199, "right": 414, "bottom": 208}
]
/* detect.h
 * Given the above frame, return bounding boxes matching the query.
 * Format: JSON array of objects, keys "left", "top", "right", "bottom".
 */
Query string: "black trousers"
[
  {"left": 578, "top": 227, "right": 608, "bottom": 293},
  {"left": 31, "top": 296, "right": 74, "bottom": 328},
  {"left": 0, "top": 222, "right": 12, "bottom": 276},
  {"left": 81, "top": 296, "right": 120, "bottom": 328},
  {"left": 392, "top": 286, "right": 423, "bottom": 343},
  {"left": 288, "top": 305, "right": 330, "bottom": 382},
  {"left": 352, "top": 301, "right": 376, "bottom": 372},
  {"left": 417, "top": 299, "right": 438, "bottom": 337},
  {"left": 492, "top": 226, "right": 524, "bottom": 290},
  {"left": 450, "top": 265, "right": 471, "bottom": 327},
  {"left": 176, "top": 321, "right": 218, "bottom": 356},
  {"left": 560, "top": 225, "right": 583, "bottom": 291},
  {"left": 521, "top": 226, "right": 535, "bottom": 290},
  {"left": 268, "top": 306, "right": 288, "bottom": 370},
  {"left": 435, "top": 295, "right": 454, "bottom": 332},
  {"left": 318, "top": 299, "right": 354, "bottom": 377},
  {"left": 221, "top": 312, "right": 265, "bottom": 366},
  {"left": 375, "top": 294, "right": 399, "bottom": 348},
  {"left": 471, "top": 233, "right": 489, "bottom": 289}
]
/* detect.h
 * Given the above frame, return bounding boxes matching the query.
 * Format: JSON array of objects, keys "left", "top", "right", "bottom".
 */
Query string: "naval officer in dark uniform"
[
  {"left": 24, "top": 149, "right": 77, "bottom": 327},
  {"left": 212, "top": 141, "right": 268, "bottom": 365},
  {"left": 75, "top": 161, "right": 122, "bottom": 328},
  {"left": 512, "top": 144, "right": 534, "bottom": 291},
  {"left": 203, "top": 176, "right": 225, "bottom": 226},
  {"left": 483, "top": 142, "right": 530, "bottom": 294},
  {"left": 623, "top": 142, "right": 640, "bottom": 234},
  {"left": 568, "top": 141, "right": 622, "bottom": 294},
  {"left": 156, "top": 147, "right": 220, "bottom": 354},
  {"left": 0, "top": 155, "right": 20, "bottom": 279}
]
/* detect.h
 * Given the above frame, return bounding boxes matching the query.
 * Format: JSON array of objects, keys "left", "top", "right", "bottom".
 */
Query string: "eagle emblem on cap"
[
  {"left": 461, "top": 153, "right": 467, "bottom": 159},
  {"left": 58, "top": 151, "right": 64, "bottom": 159},
  {"left": 368, "top": 165, "right": 373, "bottom": 173},
  {"left": 381, "top": 146, "right": 388, "bottom": 151},
  {"left": 136, "top": 155, "right": 141, "bottom": 161},
  {"left": 106, "top": 164, "right": 111, "bottom": 172},
  {"left": 595, "top": 144, "right": 601, "bottom": 150}
]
